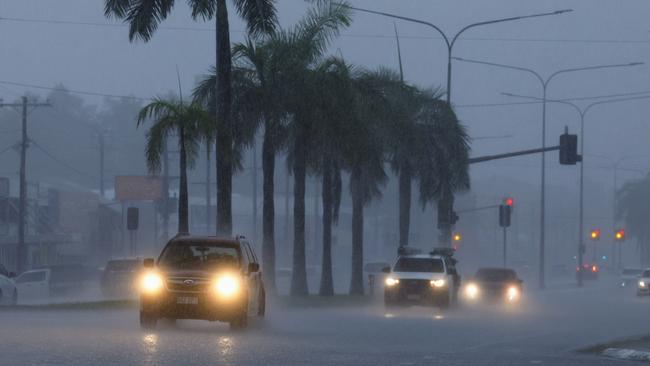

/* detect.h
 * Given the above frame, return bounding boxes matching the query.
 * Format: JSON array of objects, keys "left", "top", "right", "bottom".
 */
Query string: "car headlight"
[
  {"left": 465, "top": 283, "right": 479, "bottom": 299},
  {"left": 507, "top": 286, "right": 520, "bottom": 302},
  {"left": 214, "top": 273, "right": 241, "bottom": 298},
  {"left": 430, "top": 279, "right": 446, "bottom": 288},
  {"left": 385, "top": 277, "right": 399, "bottom": 286},
  {"left": 639, "top": 281, "right": 646, "bottom": 288},
  {"left": 141, "top": 272, "right": 164, "bottom": 294}
]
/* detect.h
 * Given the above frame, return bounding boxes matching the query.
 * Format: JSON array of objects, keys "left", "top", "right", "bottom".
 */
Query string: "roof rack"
[{"left": 397, "top": 246, "right": 422, "bottom": 256}]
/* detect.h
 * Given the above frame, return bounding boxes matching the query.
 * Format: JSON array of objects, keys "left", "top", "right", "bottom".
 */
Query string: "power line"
[
  {"left": 0, "top": 80, "right": 151, "bottom": 101},
  {"left": 31, "top": 139, "right": 96, "bottom": 179},
  {"left": 0, "top": 144, "right": 15, "bottom": 155},
  {"left": 2, "top": 16, "right": 650, "bottom": 45}
]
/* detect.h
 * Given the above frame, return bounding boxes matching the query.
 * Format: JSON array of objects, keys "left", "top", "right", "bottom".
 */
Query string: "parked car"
[
  {"left": 16, "top": 264, "right": 100, "bottom": 301},
  {"left": 0, "top": 263, "right": 17, "bottom": 305},
  {"left": 101, "top": 258, "right": 144, "bottom": 298}
]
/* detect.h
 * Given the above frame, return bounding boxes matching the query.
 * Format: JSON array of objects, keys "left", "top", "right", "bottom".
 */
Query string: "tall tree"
[
  {"left": 269, "top": 2, "right": 351, "bottom": 296},
  {"left": 416, "top": 99, "right": 471, "bottom": 243},
  {"left": 137, "top": 98, "right": 208, "bottom": 234},
  {"left": 104, "top": 0, "right": 278, "bottom": 236},
  {"left": 617, "top": 175, "right": 650, "bottom": 265},
  {"left": 311, "top": 57, "right": 350, "bottom": 296},
  {"left": 342, "top": 69, "right": 391, "bottom": 295}
]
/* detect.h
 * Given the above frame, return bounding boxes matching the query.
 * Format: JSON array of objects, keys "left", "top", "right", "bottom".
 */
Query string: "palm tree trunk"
[
  {"left": 291, "top": 128, "right": 309, "bottom": 296},
  {"left": 399, "top": 165, "right": 411, "bottom": 248},
  {"left": 178, "top": 126, "right": 189, "bottom": 234},
  {"left": 349, "top": 167, "right": 364, "bottom": 295},
  {"left": 262, "top": 119, "right": 276, "bottom": 293},
  {"left": 319, "top": 160, "right": 334, "bottom": 296},
  {"left": 215, "top": 0, "right": 233, "bottom": 236}
]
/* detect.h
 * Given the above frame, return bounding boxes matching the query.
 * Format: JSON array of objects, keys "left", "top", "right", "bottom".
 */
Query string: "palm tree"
[
  {"left": 310, "top": 57, "right": 352, "bottom": 296},
  {"left": 137, "top": 98, "right": 208, "bottom": 234},
  {"left": 252, "top": 2, "right": 350, "bottom": 296},
  {"left": 340, "top": 69, "right": 393, "bottom": 295},
  {"left": 617, "top": 175, "right": 650, "bottom": 265},
  {"left": 105, "top": 0, "right": 278, "bottom": 236},
  {"left": 416, "top": 99, "right": 471, "bottom": 244}
]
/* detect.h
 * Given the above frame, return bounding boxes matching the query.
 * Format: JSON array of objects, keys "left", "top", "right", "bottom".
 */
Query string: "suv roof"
[
  {"left": 399, "top": 254, "right": 444, "bottom": 260},
  {"left": 169, "top": 235, "right": 243, "bottom": 246}
]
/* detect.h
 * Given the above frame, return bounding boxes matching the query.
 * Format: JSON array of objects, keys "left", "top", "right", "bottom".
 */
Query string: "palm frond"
[{"left": 232, "top": 0, "right": 278, "bottom": 37}]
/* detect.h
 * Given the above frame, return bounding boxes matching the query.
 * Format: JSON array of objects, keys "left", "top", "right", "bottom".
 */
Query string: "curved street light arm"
[
  {"left": 341, "top": 4, "right": 450, "bottom": 48},
  {"left": 546, "top": 62, "right": 644, "bottom": 87},
  {"left": 450, "top": 9, "right": 573, "bottom": 49},
  {"left": 455, "top": 57, "right": 544, "bottom": 85}
]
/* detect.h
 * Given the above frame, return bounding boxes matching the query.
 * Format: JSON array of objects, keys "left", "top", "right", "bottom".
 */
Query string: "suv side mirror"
[
  {"left": 8, "top": 272, "right": 15, "bottom": 278},
  {"left": 248, "top": 263, "right": 260, "bottom": 273},
  {"left": 143, "top": 258, "right": 155, "bottom": 268},
  {"left": 381, "top": 266, "right": 391, "bottom": 274}
]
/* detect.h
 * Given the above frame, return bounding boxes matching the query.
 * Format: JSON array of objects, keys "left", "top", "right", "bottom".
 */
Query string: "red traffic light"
[
  {"left": 504, "top": 197, "right": 514, "bottom": 207},
  {"left": 615, "top": 229, "right": 625, "bottom": 241},
  {"left": 590, "top": 229, "right": 600, "bottom": 240}
]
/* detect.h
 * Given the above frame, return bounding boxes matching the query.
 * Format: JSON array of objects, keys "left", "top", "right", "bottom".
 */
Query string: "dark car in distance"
[
  {"left": 101, "top": 258, "right": 143, "bottom": 298},
  {"left": 139, "top": 235, "right": 265, "bottom": 330},
  {"left": 464, "top": 268, "right": 523, "bottom": 304}
]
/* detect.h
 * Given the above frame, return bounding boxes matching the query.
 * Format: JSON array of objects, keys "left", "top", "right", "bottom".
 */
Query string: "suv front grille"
[
  {"left": 166, "top": 278, "right": 212, "bottom": 293},
  {"left": 400, "top": 279, "right": 430, "bottom": 293}
]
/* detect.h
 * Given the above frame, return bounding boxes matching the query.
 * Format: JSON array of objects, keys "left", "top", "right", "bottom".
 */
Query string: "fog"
[{"left": 0, "top": 1, "right": 649, "bottom": 365}]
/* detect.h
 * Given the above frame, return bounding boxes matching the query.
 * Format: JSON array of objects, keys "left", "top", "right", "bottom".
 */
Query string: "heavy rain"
[{"left": 0, "top": 1, "right": 649, "bottom": 365}]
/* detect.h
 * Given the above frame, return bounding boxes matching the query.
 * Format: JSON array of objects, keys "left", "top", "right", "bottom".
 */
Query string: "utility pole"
[
  {"left": 98, "top": 130, "right": 106, "bottom": 198},
  {"left": 162, "top": 138, "right": 170, "bottom": 242},
  {"left": 0, "top": 96, "right": 50, "bottom": 273},
  {"left": 206, "top": 145, "right": 212, "bottom": 234}
]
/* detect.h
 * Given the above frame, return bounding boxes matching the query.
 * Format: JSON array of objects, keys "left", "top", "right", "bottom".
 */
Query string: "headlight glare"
[
  {"left": 141, "top": 272, "right": 163, "bottom": 294},
  {"left": 465, "top": 283, "right": 479, "bottom": 299},
  {"left": 507, "top": 286, "right": 520, "bottom": 302},
  {"left": 430, "top": 279, "right": 446, "bottom": 288},
  {"left": 385, "top": 277, "right": 399, "bottom": 286},
  {"left": 215, "top": 273, "right": 240, "bottom": 298},
  {"left": 640, "top": 281, "right": 646, "bottom": 288}
]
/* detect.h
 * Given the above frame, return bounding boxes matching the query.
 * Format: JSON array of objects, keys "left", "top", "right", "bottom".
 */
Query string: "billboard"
[{"left": 115, "top": 176, "right": 163, "bottom": 201}]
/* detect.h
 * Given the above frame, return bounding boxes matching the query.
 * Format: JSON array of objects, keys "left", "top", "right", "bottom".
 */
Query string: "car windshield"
[
  {"left": 106, "top": 260, "right": 141, "bottom": 271},
  {"left": 158, "top": 242, "right": 240, "bottom": 270},
  {"left": 475, "top": 269, "right": 517, "bottom": 282},
  {"left": 16, "top": 271, "right": 46, "bottom": 284},
  {"left": 642, "top": 270, "right": 650, "bottom": 277},
  {"left": 394, "top": 258, "right": 444, "bottom": 273}
]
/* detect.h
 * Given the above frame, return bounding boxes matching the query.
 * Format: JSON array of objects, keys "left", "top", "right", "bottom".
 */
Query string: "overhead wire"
[{"left": 1, "top": 16, "right": 650, "bottom": 45}]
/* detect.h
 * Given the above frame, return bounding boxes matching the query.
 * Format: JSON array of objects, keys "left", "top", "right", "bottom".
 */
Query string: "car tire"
[
  {"left": 230, "top": 308, "right": 248, "bottom": 331},
  {"left": 140, "top": 311, "right": 157, "bottom": 330},
  {"left": 258, "top": 288, "right": 266, "bottom": 317},
  {"left": 437, "top": 293, "right": 450, "bottom": 310}
]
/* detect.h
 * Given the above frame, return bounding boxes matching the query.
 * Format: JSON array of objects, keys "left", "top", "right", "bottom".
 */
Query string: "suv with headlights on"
[
  {"left": 139, "top": 235, "right": 265, "bottom": 330},
  {"left": 383, "top": 248, "right": 460, "bottom": 309}
]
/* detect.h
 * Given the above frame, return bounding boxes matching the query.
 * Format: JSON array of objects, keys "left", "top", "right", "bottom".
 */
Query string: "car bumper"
[
  {"left": 140, "top": 291, "right": 246, "bottom": 321},
  {"left": 384, "top": 286, "right": 448, "bottom": 305},
  {"left": 637, "top": 287, "right": 650, "bottom": 295}
]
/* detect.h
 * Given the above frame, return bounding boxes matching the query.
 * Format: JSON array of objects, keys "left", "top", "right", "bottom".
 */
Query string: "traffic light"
[
  {"left": 452, "top": 233, "right": 462, "bottom": 242},
  {"left": 615, "top": 228, "right": 626, "bottom": 242},
  {"left": 590, "top": 229, "right": 600, "bottom": 241},
  {"left": 559, "top": 131, "right": 582, "bottom": 165},
  {"left": 499, "top": 205, "right": 511, "bottom": 227},
  {"left": 437, "top": 209, "right": 459, "bottom": 229},
  {"left": 504, "top": 197, "right": 514, "bottom": 207}
]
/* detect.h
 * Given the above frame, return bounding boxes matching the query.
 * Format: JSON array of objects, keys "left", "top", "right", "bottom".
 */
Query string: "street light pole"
[
  {"left": 503, "top": 92, "right": 650, "bottom": 286},
  {"left": 454, "top": 57, "right": 643, "bottom": 289},
  {"left": 343, "top": 5, "right": 571, "bottom": 247}
]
